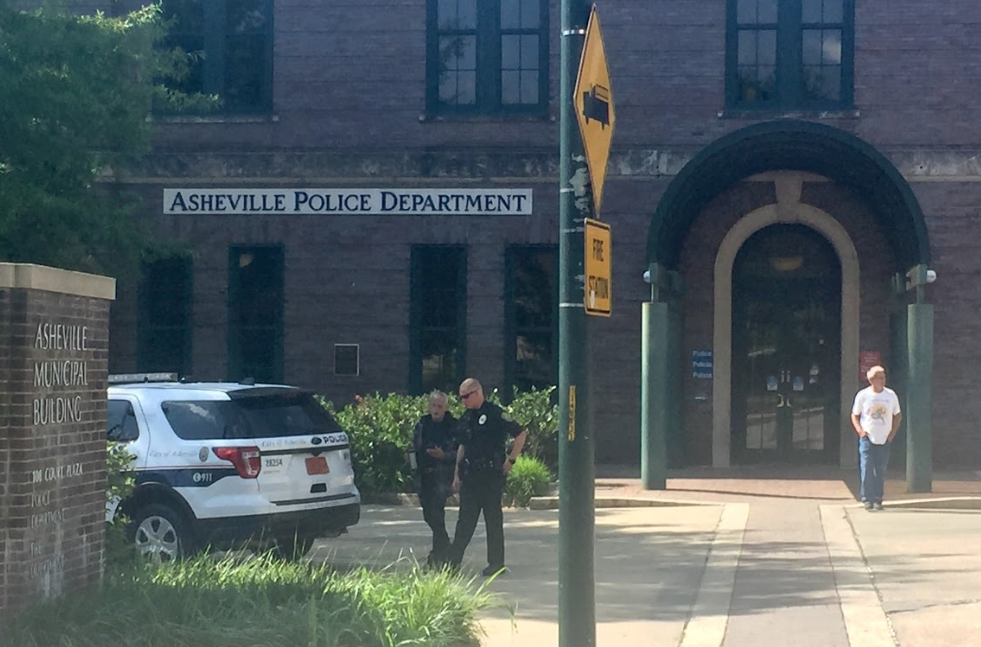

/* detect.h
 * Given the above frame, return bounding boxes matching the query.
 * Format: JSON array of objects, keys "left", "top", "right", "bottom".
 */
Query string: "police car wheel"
[
  {"left": 132, "top": 504, "right": 197, "bottom": 564},
  {"left": 271, "top": 534, "right": 316, "bottom": 561}
]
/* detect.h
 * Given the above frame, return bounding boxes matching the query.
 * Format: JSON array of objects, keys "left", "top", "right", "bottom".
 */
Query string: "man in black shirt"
[
  {"left": 410, "top": 390, "right": 459, "bottom": 567},
  {"left": 447, "top": 378, "right": 527, "bottom": 576}
]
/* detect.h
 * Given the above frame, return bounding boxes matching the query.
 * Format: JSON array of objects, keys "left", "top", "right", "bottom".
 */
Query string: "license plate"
[{"left": 305, "top": 456, "right": 329, "bottom": 475}]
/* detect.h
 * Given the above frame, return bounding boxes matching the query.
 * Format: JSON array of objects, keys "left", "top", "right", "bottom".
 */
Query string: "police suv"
[{"left": 107, "top": 374, "right": 359, "bottom": 562}]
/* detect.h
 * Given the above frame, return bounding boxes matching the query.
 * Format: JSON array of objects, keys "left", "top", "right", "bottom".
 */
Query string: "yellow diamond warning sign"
[
  {"left": 574, "top": 5, "right": 615, "bottom": 215},
  {"left": 584, "top": 217, "right": 611, "bottom": 317}
]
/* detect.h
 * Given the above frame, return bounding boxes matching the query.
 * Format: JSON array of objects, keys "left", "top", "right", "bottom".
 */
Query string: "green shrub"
[
  {"left": 321, "top": 387, "right": 558, "bottom": 494},
  {"left": 502, "top": 456, "right": 552, "bottom": 508},
  {"left": 320, "top": 393, "right": 433, "bottom": 494},
  {"left": 500, "top": 386, "right": 558, "bottom": 470},
  {"left": 105, "top": 441, "right": 136, "bottom": 565}
]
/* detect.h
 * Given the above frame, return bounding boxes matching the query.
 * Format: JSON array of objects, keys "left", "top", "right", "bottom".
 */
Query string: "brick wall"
[
  {"left": 94, "top": 0, "right": 981, "bottom": 468},
  {"left": 0, "top": 265, "right": 114, "bottom": 619}
]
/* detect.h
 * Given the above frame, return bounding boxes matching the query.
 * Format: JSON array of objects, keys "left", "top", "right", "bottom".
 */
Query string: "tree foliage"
[{"left": 0, "top": 1, "right": 197, "bottom": 275}]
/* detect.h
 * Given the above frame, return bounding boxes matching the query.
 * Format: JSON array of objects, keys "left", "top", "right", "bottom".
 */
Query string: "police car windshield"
[{"left": 161, "top": 392, "right": 341, "bottom": 441}]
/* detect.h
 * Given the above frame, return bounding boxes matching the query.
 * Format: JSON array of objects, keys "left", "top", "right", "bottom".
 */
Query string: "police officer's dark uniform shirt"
[{"left": 460, "top": 402, "right": 522, "bottom": 475}]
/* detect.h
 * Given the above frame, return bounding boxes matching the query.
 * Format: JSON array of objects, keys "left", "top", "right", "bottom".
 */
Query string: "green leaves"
[
  {"left": 0, "top": 3, "right": 209, "bottom": 275},
  {"left": 321, "top": 388, "right": 559, "bottom": 494}
]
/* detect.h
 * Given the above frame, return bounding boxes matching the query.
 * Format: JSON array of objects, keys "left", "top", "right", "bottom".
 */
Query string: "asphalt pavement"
[{"left": 312, "top": 467, "right": 981, "bottom": 647}]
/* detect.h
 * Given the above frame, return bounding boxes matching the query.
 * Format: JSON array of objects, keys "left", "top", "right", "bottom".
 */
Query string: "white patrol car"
[{"left": 107, "top": 374, "right": 360, "bottom": 563}]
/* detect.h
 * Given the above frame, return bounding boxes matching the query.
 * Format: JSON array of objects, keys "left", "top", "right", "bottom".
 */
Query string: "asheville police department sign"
[{"left": 164, "top": 188, "right": 533, "bottom": 215}]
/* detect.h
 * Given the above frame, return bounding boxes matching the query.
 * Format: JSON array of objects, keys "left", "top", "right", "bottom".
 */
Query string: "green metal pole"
[
  {"left": 906, "top": 303, "right": 933, "bottom": 493},
  {"left": 641, "top": 302, "right": 668, "bottom": 489},
  {"left": 559, "top": 0, "right": 595, "bottom": 645},
  {"left": 889, "top": 309, "right": 909, "bottom": 470}
]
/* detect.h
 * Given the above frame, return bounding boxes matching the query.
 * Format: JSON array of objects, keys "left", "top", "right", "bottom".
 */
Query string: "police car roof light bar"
[{"left": 108, "top": 372, "right": 179, "bottom": 385}]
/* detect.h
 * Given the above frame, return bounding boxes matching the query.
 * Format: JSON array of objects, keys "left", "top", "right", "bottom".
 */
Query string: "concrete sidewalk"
[{"left": 316, "top": 468, "right": 981, "bottom": 647}]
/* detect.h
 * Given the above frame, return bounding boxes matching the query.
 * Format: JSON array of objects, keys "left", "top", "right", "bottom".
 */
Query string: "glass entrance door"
[{"left": 731, "top": 225, "right": 841, "bottom": 464}]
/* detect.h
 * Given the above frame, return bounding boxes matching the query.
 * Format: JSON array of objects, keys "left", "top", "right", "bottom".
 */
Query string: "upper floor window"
[
  {"left": 159, "top": 0, "right": 273, "bottom": 114},
  {"left": 726, "top": 0, "right": 853, "bottom": 110},
  {"left": 427, "top": 0, "right": 549, "bottom": 116}
]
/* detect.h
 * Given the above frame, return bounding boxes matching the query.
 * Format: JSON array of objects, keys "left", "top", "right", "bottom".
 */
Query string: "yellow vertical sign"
[
  {"left": 568, "top": 385, "right": 577, "bottom": 441},
  {"left": 584, "top": 217, "right": 612, "bottom": 316},
  {"left": 573, "top": 5, "right": 616, "bottom": 215}
]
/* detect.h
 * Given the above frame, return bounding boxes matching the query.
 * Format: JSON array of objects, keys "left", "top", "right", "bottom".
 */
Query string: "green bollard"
[
  {"left": 641, "top": 302, "right": 669, "bottom": 490},
  {"left": 906, "top": 303, "right": 933, "bottom": 493}
]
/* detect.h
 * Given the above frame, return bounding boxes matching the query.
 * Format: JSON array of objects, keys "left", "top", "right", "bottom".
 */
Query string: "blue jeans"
[{"left": 859, "top": 436, "right": 890, "bottom": 503}]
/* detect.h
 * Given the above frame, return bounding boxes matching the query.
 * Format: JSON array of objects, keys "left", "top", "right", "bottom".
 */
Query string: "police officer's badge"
[{"left": 478, "top": 414, "right": 487, "bottom": 425}]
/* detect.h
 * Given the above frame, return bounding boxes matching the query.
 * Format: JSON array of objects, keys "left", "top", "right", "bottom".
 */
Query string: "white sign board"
[{"left": 163, "top": 188, "right": 533, "bottom": 216}]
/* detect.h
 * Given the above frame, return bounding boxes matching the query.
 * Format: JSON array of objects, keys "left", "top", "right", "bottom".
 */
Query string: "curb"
[
  {"left": 883, "top": 496, "right": 981, "bottom": 510},
  {"left": 527, "top": 496, "right": 720, "bottom": 510},
  {"left": 362, "top": 493, "right": 721, "bottom": 510}
]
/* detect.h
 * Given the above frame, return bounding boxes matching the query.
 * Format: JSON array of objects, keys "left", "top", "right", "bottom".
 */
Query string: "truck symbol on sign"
[{"left": 582, "top": 85, "right": 611, "bottom": 128}]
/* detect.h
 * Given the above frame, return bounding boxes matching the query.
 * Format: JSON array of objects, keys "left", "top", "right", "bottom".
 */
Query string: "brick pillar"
[{"left": 0, "top": 263, "right": 115, "bottom": 617}]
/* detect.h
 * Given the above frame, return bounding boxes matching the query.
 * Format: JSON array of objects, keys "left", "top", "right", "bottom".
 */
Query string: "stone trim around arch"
[{"left": 711, "top": 175, "right": 860, "bottom": 468}]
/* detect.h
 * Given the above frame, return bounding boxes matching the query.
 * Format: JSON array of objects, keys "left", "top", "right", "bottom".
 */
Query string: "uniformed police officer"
[
  {"left": 410, "top": 390, "right": 459, "bottom": 567},
  {"left": 447, "top": 378, "right": 527, "bottom": 576}
]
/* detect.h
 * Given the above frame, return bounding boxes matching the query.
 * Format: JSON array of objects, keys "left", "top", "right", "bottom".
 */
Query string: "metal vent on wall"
[{"left": 334, "top": 344, "right": 360, "bottom": 376}]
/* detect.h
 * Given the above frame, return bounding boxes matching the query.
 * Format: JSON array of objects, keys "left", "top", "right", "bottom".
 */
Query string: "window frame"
[
  {"left": 725, "top": 0, "right": 854, "bottom": 111},
  {"left": 504, "top": 245, "right": 558, "bottom": 398},
  {"left": 157, "top": 0, "right": 274, "bottom": 116},
  {"left": 409, "top": 245, "right": 468, "bottom": 395},
  {"left": 426, "top": 0, "right": 550, "bottom": 118}
]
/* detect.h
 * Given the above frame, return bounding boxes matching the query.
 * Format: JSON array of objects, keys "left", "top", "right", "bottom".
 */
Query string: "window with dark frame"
[
  {"left": 228, "top": 246, "right": 284, "bottom": 384},
  {"left": 427, "top": 0, "right": 549, "bottom": 116},
  {"left": 334, "top": 344, "right": 360, "bottom": 377},
  {"left": 505, "top": 246, "right": 557, "bottom": 394},
  {"left": 410, "top": 246, "right": 467, "bottom": 395},
  {"left": 138, "top": 256, "right": 192, "bottom": 377},
  {"left": 157, "top": 0, "right": 273, "bottom": 114},
  {"left": 727, "top": 0, "right": 852, "bottom": 110}
]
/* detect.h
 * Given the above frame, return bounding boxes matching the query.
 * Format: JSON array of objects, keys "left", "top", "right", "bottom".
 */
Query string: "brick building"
[{"left": 102, "top": 1, "right": 979, "bottom": 468}]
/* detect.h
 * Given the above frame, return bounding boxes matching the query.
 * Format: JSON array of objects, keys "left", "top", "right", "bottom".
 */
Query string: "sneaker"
[
  {"left": 481, "top": 564, "right": 506, "bottom": 577},
  {"left": 864, "top": 501, "right": 874, "bottom": 510},
  {"left": 873, "top": 502, "right": 884, "bottom": 511}
]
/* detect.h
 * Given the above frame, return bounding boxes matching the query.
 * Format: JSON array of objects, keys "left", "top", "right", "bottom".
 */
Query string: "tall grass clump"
[
  {"left": 503, "top": 455, "right": 552, "bottom": 507},
  {"left": 4, "top": 553, "right": 497, "bottom": 647}
]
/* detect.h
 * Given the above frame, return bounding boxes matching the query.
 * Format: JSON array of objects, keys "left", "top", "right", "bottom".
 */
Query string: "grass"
[{"left": 3, "top": 553, "right": 500, "bottom": 647}]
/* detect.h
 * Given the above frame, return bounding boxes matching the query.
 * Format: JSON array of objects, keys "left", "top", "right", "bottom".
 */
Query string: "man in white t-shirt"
[{"left": 851, "top": 365, "right": 902, "bottom": 511}]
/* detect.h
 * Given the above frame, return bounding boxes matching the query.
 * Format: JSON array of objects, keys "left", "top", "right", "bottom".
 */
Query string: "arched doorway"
[
  {"left": 730, "top": 224, "right": 841, "bottom": 464},
  {"left": 641, "top": 120, "right": 931, "bottom": 477}
]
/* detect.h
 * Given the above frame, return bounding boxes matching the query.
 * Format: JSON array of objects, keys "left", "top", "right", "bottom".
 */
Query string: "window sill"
[
  {"left": 717, "top": 108, "right": 860, "bottom": 120},
  {"left": 419, "top": 111, "right": 554, "bottom": 124},
  {"left": 148, "top": 113, "right": 279, "bottom": 124}
]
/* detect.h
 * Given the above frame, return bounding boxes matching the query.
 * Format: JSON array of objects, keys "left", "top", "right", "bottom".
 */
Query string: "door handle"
[{"left": 776, "top": 394, "right": 786, "bottom": 408}]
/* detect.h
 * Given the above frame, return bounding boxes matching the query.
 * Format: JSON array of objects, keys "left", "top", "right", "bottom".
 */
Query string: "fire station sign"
[
  {"left": 573, "top": 5, "right": 616, "bottom": 215},
  {"left": 584, "top": 217, "right": 611, "bottom": 317}
]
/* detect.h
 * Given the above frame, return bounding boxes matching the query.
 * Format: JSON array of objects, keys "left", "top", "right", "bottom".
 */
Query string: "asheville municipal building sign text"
[{"left": 164, "top": 188, "right": 533, "bottom": 216}]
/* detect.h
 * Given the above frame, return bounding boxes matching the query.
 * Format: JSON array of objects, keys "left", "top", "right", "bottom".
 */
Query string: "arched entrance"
[
  {"left": 640, "top": 120, "right": 932, "bottom": 481},
  {"left": 712, "top": 184, "right": 860, "bottom": 468},
  {"left": 731, "top": 224, "right": 842, "bottom": 464}
]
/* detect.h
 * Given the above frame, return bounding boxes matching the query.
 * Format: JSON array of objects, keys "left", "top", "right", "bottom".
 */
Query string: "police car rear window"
[{"left": 160, "top": 393, "right": 341, "bottom": 441}]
